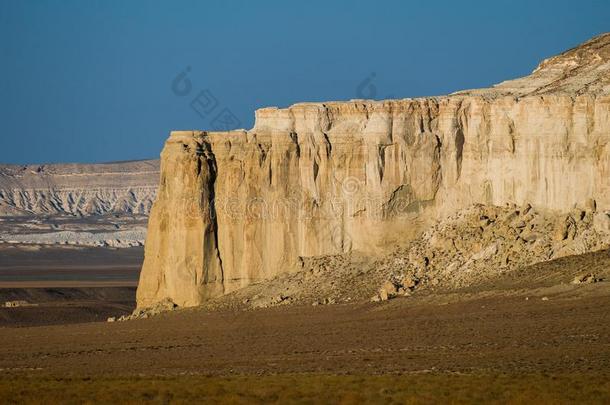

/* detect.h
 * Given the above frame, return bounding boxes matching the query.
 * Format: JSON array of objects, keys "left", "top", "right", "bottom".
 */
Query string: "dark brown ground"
[
  {"left": 0, "top": 244, "right": 142, "bottom": 284},
  {"left": 2, "top": 285, "right": 609, "bottom": 376},
  {"left": 0, "top": 287, "right": 136, "bottom": 327},
  {"left": 0, "top": 245, "right": 141, "bottom": 327},
  {"left": 0, "top": 246, "right": 609, "bottom": 403},
  {"left": 0, "top": 284, "right": 609, "bottom": 403}
]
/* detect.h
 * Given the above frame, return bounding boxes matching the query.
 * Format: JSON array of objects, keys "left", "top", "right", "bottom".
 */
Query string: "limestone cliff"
[{"left": 137, "top": 33, "right": 610, "bottom": 308}]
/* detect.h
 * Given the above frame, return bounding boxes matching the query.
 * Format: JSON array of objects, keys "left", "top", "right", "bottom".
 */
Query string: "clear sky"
[{"left": 1, "top": 0, "right": 609, "bottom": 164}]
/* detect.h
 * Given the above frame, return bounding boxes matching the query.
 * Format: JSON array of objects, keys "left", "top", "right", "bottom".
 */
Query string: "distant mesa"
[{"left": 0, "top": 159, "right": 159, "bottom": 217}]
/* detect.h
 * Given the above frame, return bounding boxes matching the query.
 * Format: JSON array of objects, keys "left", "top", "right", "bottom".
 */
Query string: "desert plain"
[
  {"left": 0, "top": 242, "right": 609, "bottom": 403},
  {"left": 1, "top": 33, "right": 610, "bottom": 404}
]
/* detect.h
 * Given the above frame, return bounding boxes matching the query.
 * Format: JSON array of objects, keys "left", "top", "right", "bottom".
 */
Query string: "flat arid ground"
[
  {"left": 0, "top": 247, "right": 609, "bottom": 403},
  {"left": 0, "top": 244, "right": 141, "bottom": 327}
]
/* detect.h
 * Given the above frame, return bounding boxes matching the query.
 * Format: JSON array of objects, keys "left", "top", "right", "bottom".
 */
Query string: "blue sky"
[{"left": 1, "top": 0, "right": 609, "bottom": 164}]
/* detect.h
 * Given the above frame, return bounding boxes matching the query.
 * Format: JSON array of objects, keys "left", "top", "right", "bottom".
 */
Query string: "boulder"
[{"left": 571, "top": 273, "right": 602, "bottom": 284}]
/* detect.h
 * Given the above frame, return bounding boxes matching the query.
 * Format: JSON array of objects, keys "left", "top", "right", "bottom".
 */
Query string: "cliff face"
[
  {"left": 137, "top": 34, "right": 610, "bottom": 308},
  {"left": 0, "top": 160, "right": 159, "bottom": 216}
]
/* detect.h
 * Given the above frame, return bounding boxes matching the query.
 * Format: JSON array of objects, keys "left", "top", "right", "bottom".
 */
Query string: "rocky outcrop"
[
  {"left": 137, "top": 33, "right": 610, "bottom": 308},
  {"left": 0, "top": 228, "right": 147, "bottom": 247},
  {"left": 0, "top": 160, "right": 159, "bottom": 217},
  {"left": 455, "top": 32, "right": 610, "bottom": 97}
]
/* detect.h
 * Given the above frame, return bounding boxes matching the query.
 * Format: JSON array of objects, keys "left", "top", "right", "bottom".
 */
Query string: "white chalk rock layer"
[{"left": 137, "top": 33, "right": 610, "bottom": 307}]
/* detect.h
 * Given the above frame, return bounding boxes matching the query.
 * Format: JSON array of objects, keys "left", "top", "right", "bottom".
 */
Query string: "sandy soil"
[
  {"left": 0, "top": 244, "right": 143, "bottom": 285},
  {"left": 0, "top": 284, "right": 609, "bottom": 402},
  {"left": 0, "top": 246, "right": 609, "bottom": 402},
  {"left": 0, "top": 287, "right": 136, "bottom": 327},
  {"left": 2, "top": 284, "right": 608, "bottom": 376},
  {"left": 0, "top": 244, "right": 141, "bottom": 327}
]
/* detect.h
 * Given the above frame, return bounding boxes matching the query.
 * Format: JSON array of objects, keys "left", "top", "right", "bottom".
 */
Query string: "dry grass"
[{"left": 1, "top": 372, "right": 608, "bottom": 404}]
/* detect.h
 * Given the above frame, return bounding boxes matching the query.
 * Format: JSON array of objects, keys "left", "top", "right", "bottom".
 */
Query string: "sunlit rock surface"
[{"left": 137, "top": 33, "right": 610, "bottom": 308}]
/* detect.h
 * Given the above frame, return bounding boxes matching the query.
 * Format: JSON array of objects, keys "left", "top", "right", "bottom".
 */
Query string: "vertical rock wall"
[{"left": 137, "top": 95, "right": 610, "bottom": 307}]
